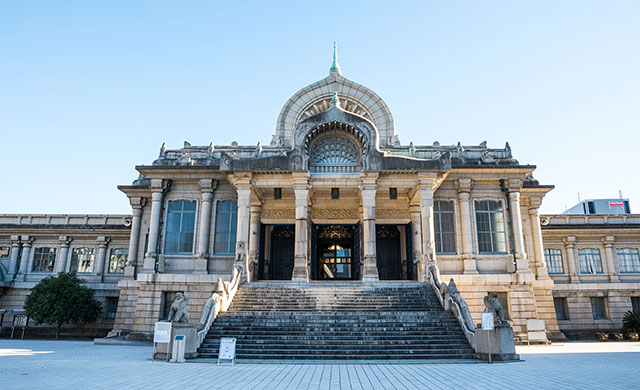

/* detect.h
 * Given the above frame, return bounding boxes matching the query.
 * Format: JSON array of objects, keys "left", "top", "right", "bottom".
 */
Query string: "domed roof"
[{"left": 274, "top": 44, "right": 397, "bottom": 148}]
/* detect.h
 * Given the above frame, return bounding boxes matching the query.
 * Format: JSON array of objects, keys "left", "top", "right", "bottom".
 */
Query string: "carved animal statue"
[
  {"left": 235, "top": 241, "right": 247, "bottom": 263},
  {"left": 167, "top": 292, "right": 190, "bottom": 323},
  {"left": 483, "top": 292, "right": 506, "bottom": 324}
]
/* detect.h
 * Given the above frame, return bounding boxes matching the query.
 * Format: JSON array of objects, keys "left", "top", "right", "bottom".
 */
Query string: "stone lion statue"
[
  {"left": 235, "top": 241, "right": 247, "bottom": 263},
  {"left": 167, "top": 292, "right": 190, "bottom": 323},
  {"left": 483, "top": 292, "right": 507, "bottom": 324}
]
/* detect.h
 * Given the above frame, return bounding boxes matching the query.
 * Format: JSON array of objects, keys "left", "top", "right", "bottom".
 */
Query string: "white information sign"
[
  {"left": 218, "top": 337, "right": 237, "bottom": 365},
  {"left": 482, "top": 312, "right": 494, "bottom": 331},
  {"left": 154, "top": 322, "right": 172, "bottom": 343}
]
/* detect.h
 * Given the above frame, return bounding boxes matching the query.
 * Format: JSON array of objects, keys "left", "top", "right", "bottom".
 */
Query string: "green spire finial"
[
  {"left": 331, "top": 91, "right": 339, "bottom": 105},
  {"left": 330, "top": 41, "right": 341, "bottom": 75}
]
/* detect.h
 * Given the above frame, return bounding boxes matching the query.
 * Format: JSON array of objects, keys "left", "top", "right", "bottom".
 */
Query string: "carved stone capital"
[{"left": 457, "top": 178, "right": 473, "bottom": 193}]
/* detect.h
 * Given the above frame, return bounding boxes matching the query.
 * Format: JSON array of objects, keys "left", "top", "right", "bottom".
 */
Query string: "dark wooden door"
[
  {"left": 269, "top": 225, "right": 295, "bottom": 280},
  {"left": 376, "top": 225, "right": 401, "bottom": 280}
]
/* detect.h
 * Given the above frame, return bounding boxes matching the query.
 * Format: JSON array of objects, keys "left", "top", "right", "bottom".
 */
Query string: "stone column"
[
  {"left": 195, "top": 179, "right": 217, "bottom": 274},
  {"left": 361, "top": 173, "right": 379, "bottom": 282},
  {"left": 417, "top": 173, "right": 437, "bottom": 283},
  {"left": 563, "top": 236, "right": 579, "bottom": 283},
  {"left": 248, "top": 203, "right": 262, "bottom": 282},
  {"left": 7, "top": 236, "right": 21, "bottom": 280},
  {"left": 602, "top": 236, "right": 620, "bottom": 283},
  {"left": 56, "top": 236, "right": 72, "bottom": 274},
  {"left": 17, "top": 236, "right": 34, "bottom": 276},
  {"left": 124, "top": 197, "right": 145, "bottom": 277},
  {"left": 95, "top": 236, "right": 110, "bottom": 278},
  {"left": 457, "top": 179, "right": 477, "bottom": 274},
  {"left": 528, "top": 198, "right": 550, "bottom": 280},
  {"left": 507, "top": 179, "right": 529, "bottom": 274},
  {"left": 144, "top": 179, "right": 166, "bottom": 272},
  {"left": 409, "top": 204, "right": 424, "bottom": 280},
  {"left": 292, "top": 173, "right": 310, "bottom": 281},
  {"left": 233, "top": 174, "right": 252, "bottom": 280}
]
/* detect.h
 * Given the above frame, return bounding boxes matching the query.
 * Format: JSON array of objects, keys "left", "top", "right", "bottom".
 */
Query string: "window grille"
[
  {"left": 70, "top": 247, "right": 95, "bottom": 273},
  {"left": 32, "top": 247, "right": 57, "bottom": 273},
  {"left": 475, "top": 200, "right": 507, "bottom": 253},
  {"left": 108, "top": 248, "right": 128, "bottom": 274},
  {"left": 214, "top": 200, "right": 238, "bottom": 254},
  {"left": 544, "top": 248, "right": 564, "bottom": 274},
  {"left": 164, "top": 200, "right": 196, "bottom": 254},
  {"left": 578, "top": 248, "right": 603, "bottom": 274},
  {"left": 434, "top": 200, "right": 456, "bottom": 254},
  {"left": 616, "top": 248, "right": 640, "bottom": 273}
]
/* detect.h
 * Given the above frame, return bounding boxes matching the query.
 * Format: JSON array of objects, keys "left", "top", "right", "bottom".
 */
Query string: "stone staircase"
[{"left": 197, "top": 282, "right": 474, "bottom": 360}]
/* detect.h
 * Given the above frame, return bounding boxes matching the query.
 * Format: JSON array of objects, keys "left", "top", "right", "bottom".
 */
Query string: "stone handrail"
[
  {"left": 426, "top": 262, "right": 476, "bottom": 348},
  {"left": 196, "top": 264, "right": 243, "bottom": 348}
]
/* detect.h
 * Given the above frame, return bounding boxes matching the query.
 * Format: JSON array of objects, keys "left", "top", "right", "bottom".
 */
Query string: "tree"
[{"left": 24, "top": 272, "right": 102, "bottom": 339}]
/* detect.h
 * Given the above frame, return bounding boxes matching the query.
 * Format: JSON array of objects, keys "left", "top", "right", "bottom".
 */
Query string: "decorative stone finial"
[
  {"left": 331, "top": 91, "right": 340, "bottom": 105},
  {"left": 330, "top": 41, "right": 341, "bottom": 75}
]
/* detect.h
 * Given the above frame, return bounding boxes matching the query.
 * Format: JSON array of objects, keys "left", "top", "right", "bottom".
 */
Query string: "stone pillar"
[
  {"left": 7, "top": 236, "right": 21, "bottom": 279},
  {"left": 409, "top": 204, "right": 424, "bottom": 281},
  {"left": 507, "top": 179, "right": 529, "bottom": 274},
  {"left": 124, "top": 197, "right": 145, "bottom": 277},
  {"left": 195, "top": 179, "right": 217, "bottom": 274},
  {"left": 95, "top": 236, "right": 110, "bottom": 278},
  {"left": 248, "top": 203, "right": 262, "bottom": 282},
  {"left": 17, "top": 236, "right": 34, "bottom": 276},
  {"left": 602, "top": 236, "right": 620, "bottom": 283},
  {"left": 292, "top": 173, "right": 310, "bottom": 281},
  {"left": 417, "top": 173, "right": 437, "bottom": 283},
  {"left": 563, "top": 236, "right": 579, "bottom": 282},
  {"left": 528, "top": 199, "right": 550, "bottom": 280},
  {"left": 144, "top": 179, "right": 165, "bottom": 272},
  {"left": 361, "top": 173, "right": 379, "bottom": 282},
  {"left": 232, "top": 174, "right": 252, "bottom": 281},
  {"left": 56, "top": 236, "right": 72, "bottom": 274},
  {"left": 457, "top": 179, "right": 477, "bottom": 274}
]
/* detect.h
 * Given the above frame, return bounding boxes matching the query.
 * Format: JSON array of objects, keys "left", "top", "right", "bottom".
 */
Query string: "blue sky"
[{"left": 1, "top": 1, "right": 638, "bottom": 214}]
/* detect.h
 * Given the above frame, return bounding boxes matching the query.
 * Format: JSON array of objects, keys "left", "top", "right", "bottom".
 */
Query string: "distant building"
[{"left": 564, "top": 199, "right": 631, "bottom": 215}]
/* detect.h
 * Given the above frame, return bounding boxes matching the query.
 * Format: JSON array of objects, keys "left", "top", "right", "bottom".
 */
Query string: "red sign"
[{"left": 609, "top": 201, "right": 624, "bottom": 209}]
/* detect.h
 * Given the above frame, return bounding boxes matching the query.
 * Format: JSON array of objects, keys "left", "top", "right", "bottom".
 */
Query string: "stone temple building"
[{"left": 0, "top": 48, "right": 639, "bottom": 344}]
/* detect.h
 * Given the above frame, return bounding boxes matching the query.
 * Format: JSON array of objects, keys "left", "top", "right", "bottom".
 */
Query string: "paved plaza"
[{"left": 0, "top": 340, "right": 639, "bottom": 390}]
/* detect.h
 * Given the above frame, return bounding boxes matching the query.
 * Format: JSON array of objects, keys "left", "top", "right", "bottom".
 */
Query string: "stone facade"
[
  {"left": 0, "top": 55, "right": 638, "bottom": 342},
  {"left": 541, "top": 214, "right": 640, "bottom": 339}
]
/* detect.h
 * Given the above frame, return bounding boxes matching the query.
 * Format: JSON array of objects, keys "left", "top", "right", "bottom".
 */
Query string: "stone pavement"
[{"left": 0, "top": 340, "right": 639, "bottom": 390}]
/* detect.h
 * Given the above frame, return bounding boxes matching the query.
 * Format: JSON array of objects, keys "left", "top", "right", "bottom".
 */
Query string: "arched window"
[{"left": 309, "top": 132, "right": 362, "bottom": 173}]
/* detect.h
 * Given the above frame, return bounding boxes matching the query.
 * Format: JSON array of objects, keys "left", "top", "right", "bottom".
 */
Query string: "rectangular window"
[
  {"left": 578, "top": 248, "right": 603, "bottom": 274},
  {"left": 164, "top": 200, "right": 197, "bottom": 254},
  {"left": 475, "top": 200, "right": 507, "bottom": 253},
  {"left": 70, "top": 247, "right": 95, "bottom": 273},
  {"left": 591, "top": 297, "right": 607, "bottom": 320},
  {"left": 0, "top": 246, "right": 9, "bottom": 258},
  {"left": 616, "top": 248, "right": 640, "bottom": 273},
  {"left": 434, "top": 200, "right": 456, "bottom": 254},
  {"left": 32, "top": 247, "right": 57, "bottom": 273},
  {"left": 331, "top": 188, "right": 340, "bottom": 200},
  {"left": 544, "top": 248, "right": 564, "bottom": 274},
  {"left": 108, "top": 248, "right": 128, "bottom": 274},
  {"left": 554, "top": 297, "right": 569, "bottom": 320},
  {"left": 488, "top": 291, "right": 510, "bottom": 320},
  {"left": 160, "top": 291, "right": 178, "bottom": 320},
  {"left": 274, "top": 188, "right": 282, "bottom": 200},
  {"left": 389, "top": 188, "right": 397, "bottom": 200},
  {"left": 105, "top": 297, "right": 119, "bottom": 320},
  {"left": 214, "top": 200, "right": 238, "bottom": 254},
  {"left": 631, "top": 297, "right": 640, "bottom": 313}
]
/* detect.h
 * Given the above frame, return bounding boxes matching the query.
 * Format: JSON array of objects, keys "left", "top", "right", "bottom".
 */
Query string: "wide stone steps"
[{"left": 198, "top": 284, "right": 474, "bottom": 360}]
